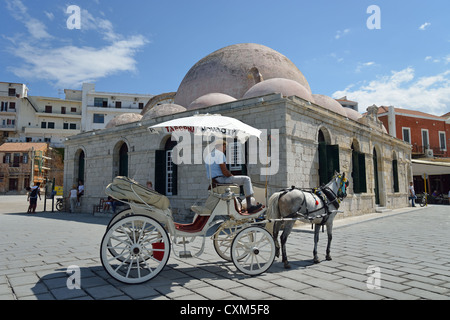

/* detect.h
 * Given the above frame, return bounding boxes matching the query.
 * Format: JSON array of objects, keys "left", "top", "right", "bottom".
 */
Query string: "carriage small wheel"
[
  {"left": 231, "top": 226, "right": 275, "bottom": 276},
  {"left": 100, "top": 215, "right": 170, "bottom": 284},
  {"left": 213, "top": 220, "right": 252, "bottom": 262}
]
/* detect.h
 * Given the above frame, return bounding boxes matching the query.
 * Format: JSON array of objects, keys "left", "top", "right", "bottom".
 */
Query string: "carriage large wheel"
[
  {"left": 100, "top": 215, "right": 170, "bottom": 284},
  {"left": 231, "top": 226, "right": 275, "bottom": 276},
  {"left": 213, "top": 220, "right": 251, "bottom": 261}
]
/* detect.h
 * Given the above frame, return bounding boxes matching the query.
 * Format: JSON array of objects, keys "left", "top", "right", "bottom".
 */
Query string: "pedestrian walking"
[
  {"left": 27, "top": 183, "right": 41, "bottom": 213},
  {"left": 409, "top": 182, "right": 416, "bottom": 207},
  {"left": 70, "top": 184, "right": 78, "bottom": 213}
]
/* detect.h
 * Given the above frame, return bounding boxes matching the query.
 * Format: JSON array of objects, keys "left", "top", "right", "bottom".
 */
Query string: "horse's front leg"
[
  {"left": 313, "top": 224, "right": 321, "bottom": 264},
  {"left": 325, "top": 222, "right": 333, "bottom": 261}
]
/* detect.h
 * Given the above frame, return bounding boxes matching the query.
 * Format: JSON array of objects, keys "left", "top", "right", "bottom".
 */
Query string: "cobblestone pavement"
[{"left": 1, "top": 195, "right": 449, "bottom": 300}]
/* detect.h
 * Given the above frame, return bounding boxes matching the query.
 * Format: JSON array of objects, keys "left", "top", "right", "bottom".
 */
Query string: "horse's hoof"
[
  {"left": 313, "top": 257, "right": 320, "bottom": 264},
  {"left": 283, "top": 262, "right": 291, "bottom": 269},
  {"left": 326, "top": 255, "right": 332, "bottom": 261}
]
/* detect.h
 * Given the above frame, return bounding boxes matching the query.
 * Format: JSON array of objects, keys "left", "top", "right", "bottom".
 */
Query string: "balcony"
[
  {"left": 0, "top": 124, "right": 16, "bottom": 131},
  {"left": 412, "top": 145, "right": 446, "bottom": 157}
]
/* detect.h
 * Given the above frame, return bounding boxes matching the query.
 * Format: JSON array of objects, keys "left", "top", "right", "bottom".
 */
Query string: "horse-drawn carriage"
[{"left": 100, "top": 176, "right": 276, "bottom": 284}]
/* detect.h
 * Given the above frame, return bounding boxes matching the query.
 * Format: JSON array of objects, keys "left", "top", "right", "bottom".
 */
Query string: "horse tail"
[
  {"left": 267, "top": 191, "right": 282, "bottom": 220},
  {"left": 265, "top": 192, "right": 282, "bottom": 235}
]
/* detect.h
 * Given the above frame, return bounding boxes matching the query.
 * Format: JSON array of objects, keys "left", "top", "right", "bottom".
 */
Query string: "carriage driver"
[{"left": 205, "top": 139, "right": 262, "bottom": 214}]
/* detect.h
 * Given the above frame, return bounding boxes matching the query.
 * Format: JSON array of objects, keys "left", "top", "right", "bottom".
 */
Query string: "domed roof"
[
  {"left": 106, "top": 113, "right": 142, "bottom": 128},
  {"left": 174, "top": 43, "right": 311, "bottom": 108},
  {"left": 312, "top": 94, "right": 347, "bottom": 117},
  {"left": 188, "top": 93, "right": 237, "bottom": 110},
  {"left": 344, "top": 108, "right": 363, "bottom": 121},
  {"left": 243, "top": 78, "right": 314, "bottom": 102},
  {"left": 142, "top": 103, "right": 186, "bottom": 120}
]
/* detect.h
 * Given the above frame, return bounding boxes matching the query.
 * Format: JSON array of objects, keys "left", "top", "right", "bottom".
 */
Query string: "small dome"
[
  {"left": 142, "top": 103, "right": 186, "bottom": 120},
  {"left": 106, "top": 113, "right": 142, "bottom": 128},
  {"left": 188, "top": 93, "right": 237, "bottom": 110},
  {"left": 243, "top": 78, "right": 314, "bottom": 102},
  {"left": 312, "top": 94, "right": 347, "bottom": 117},
  {"left": 344, "top": 108, "right": 363, "bottom": 121}
]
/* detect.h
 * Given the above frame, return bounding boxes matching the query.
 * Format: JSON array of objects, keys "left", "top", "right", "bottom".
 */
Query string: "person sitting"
[
  {"left": 205, "top": 140, "right": 262, "bottom": 214},
  {"left": 103, "top": 196, "right": 113, "bottom": 212}
]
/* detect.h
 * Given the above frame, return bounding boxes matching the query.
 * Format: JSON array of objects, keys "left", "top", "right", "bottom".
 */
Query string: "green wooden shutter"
[
  {"left": 358, "top": 152, "right": 367, "bottom": 193},
  {"left": 352, "top": 150, "right": 360, "bottom": 193},
  {"left": 154, "top": 150, "right": 166, "bottom": 195},
  {"left": 327, "top": 145, "right": 340, "bottom": 180},
  {"left": 393, "top": 160, "right": 399, "bottom": 193}
]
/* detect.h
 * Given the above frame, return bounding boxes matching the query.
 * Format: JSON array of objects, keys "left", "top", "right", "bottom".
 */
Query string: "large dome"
[{"left": 174, "top": 43, "right": 311, "bottom": 108}]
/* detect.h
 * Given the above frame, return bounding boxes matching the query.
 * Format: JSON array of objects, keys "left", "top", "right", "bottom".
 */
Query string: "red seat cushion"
[{"left": 174, "top": 215, "right": 210, "bottom": 233}]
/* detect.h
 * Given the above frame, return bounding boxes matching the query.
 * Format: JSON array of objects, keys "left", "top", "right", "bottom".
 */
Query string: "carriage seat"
[
  {"left": 208, "top": 180, "right": 240, "bottom": 195},
  {"left": 174, "top": 215, "right": 210, "bottom": 233}
]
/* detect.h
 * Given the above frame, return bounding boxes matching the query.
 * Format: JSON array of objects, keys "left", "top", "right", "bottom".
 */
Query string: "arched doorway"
[
  {"left": 119, "top": 143, "right": 128, "bottom": 177},
  {"left": 77, "top": 150, "right": 85, "bottom": 183},
  {"left": 155, "top": 138, "right": 177, "bottom": 196},
  {"left": 318, "top": 128, "right": 339, "bottom": 185}
]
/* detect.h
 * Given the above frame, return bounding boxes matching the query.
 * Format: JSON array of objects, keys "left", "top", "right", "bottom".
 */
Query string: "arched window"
[
  {"left": 351, "top": 141, "right": 366, "bottom": 193},
  {"left": 392, "top": 152, "right": 399, "bottom": 193}
]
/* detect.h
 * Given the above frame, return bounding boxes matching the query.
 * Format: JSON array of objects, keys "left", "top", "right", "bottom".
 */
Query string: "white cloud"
[
  {"left": 9, "top": 36, "right": 147, "bottom": 88},
  {"left": 332, "top": 67, "right": 450, "bottom": 116},
  {"left": 5, "top": 0, "right": 148, "bottom": 89},
  {"left": 5, "top": 0, "right": 52, "bottom": 40},
  {"left": 335, "top": 29, "right": 350, "bottom": 40},
  {"left": 419, "top": 22, "right": 431, "bottom": 30},
  {"left": 356, "top": 61, "right": 376, "bottom": 73}
]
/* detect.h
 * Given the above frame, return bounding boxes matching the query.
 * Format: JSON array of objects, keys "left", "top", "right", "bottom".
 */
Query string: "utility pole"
[{"left": 30, "top": 147, "right": 35, "bottom": 187}]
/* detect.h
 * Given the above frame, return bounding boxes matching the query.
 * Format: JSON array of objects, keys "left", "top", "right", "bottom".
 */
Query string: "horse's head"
[{"left": 335, "top": 172, "right": 349, "bottom": 201}]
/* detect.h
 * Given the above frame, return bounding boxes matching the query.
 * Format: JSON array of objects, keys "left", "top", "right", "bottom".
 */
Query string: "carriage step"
[{"left": 180, "top": 251, "right": 193, "bottom": 258}]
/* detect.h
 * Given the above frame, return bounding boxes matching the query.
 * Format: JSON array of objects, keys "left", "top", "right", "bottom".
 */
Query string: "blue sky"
[{"left": 1, "top": 0, "right": 449, "bottom": 115}]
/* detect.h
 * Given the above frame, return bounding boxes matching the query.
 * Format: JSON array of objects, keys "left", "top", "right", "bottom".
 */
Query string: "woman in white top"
[{"left": 70, "top": 184, "right": 78, "bottom": 213}]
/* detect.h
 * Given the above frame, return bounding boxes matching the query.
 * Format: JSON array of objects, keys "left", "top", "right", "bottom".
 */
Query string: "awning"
[{"left": 412, "top": 159, "right": 450, "bottom": 176}]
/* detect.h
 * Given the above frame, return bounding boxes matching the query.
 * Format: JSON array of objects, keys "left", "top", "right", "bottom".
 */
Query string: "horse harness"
[{"left": 278, "top": 185, "right": 341, "bottom": 230}]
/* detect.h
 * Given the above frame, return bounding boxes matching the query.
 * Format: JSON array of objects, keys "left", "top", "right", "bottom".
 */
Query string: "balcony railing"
[{"left": 412, "top": 145, "right": 446, "bottom": 156}]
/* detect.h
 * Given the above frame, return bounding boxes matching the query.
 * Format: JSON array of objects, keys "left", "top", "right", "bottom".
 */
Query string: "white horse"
[{"left": 266, "top": 173, "right": 348, "bottom": 268}]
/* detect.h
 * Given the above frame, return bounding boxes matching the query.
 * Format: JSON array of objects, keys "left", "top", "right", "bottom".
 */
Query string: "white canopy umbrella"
[
  {"left": 149, "top": 113, "right": 263, "bottom": 194},
  {"left": 149, "top": 113, "right": 261, "bottom": 140}
]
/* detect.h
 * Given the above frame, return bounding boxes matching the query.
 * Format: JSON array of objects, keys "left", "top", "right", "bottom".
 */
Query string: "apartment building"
[{"left": 1, "top": 82, "right": 153, "bottom": 148}]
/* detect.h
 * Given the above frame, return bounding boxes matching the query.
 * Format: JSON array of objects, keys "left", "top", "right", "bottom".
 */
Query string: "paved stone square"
[{"left": 0, "top": 195, "right": 449, "bottom": 300}]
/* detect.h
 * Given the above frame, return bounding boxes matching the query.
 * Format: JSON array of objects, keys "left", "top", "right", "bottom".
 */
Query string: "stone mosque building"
[{"left": 63, "top": 43, "right": 412, "bottom": 218}]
